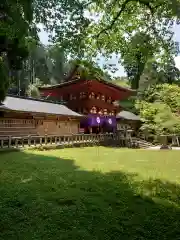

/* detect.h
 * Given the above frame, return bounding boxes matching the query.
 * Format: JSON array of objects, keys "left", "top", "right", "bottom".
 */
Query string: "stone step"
[{"left": 131, "top": 138, "right": 155, "bottom": 149}]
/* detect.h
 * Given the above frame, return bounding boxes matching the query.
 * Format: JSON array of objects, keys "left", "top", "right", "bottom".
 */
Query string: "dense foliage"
[
  {"left": 0, "top": 0, "right": 90, "bottom": 101},
  {"left": 1, "top": 0, "right": 180, "bottom": 102},
  {"left": 136, "top": 84, "right": 180, "bottom": 134},
  {"left": 86, "top": 0, "right": 180, "bottom": 89},
  {"left": 0, "top": 0, "right": 31, "bottom": 100}
]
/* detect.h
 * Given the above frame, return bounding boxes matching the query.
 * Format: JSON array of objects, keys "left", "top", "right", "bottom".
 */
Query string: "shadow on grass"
[{"left": 0, "top": 150, "right": 180, "bottom": 239}]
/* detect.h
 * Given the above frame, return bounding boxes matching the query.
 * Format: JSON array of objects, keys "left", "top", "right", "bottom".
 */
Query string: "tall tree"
[
  {"left": 0, "top": 0, "right": 31, "bottom": 100},
  {"left": 47, "top": 44, "right": 67, "bottom": 83},
  {"left": 0, "top": 0, "right": 91, "bottom": 100},
  {"left": 86, "top": 0, "right": 180, "bottom": 89},
  {"left": 63, "top": 59, "right": 112, "bottom": 81}
]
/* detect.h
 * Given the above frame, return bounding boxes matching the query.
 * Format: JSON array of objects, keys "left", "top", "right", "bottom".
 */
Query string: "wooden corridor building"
[{"left": 0, "top": 96, "right": 83, "bottom": 137}]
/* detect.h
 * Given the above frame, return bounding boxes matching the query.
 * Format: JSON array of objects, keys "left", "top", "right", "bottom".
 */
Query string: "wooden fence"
[
  {"left": 0, "top": 133, "right": 139, "bottom": 150},
  {"left": 139, "top": 133, "right": 180, "bottom": 147}
]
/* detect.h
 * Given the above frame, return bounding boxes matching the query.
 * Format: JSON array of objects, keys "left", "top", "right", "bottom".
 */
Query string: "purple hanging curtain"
[
  {"left": 80, "top": 115, "right": 117, "bottom": 128},
  {"left": 80, "top": 114, "right": 105, "bottom": 127},
  {"left": 104, "top": 116, "right": 117, "bottom": 128}
]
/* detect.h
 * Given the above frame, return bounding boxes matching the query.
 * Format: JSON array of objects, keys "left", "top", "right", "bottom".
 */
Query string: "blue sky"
[{"left": 39, "top": 24, "right": 180, "bottom": 77}]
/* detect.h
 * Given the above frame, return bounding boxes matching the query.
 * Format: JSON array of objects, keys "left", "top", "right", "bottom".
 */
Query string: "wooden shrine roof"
[
  {"left": 0, "top": 96, "right": 83, "bottom": 118},
  {"left": 39, "top": 78, "right": 136, "bottom": 94},
  {"left": 116, "top": 111, "right": 140, "bottom": 121}
]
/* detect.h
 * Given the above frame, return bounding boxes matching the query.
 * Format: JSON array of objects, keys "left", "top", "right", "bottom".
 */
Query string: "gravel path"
[{"left": 148, "top": 146, "right": 180, "bottom": 150}]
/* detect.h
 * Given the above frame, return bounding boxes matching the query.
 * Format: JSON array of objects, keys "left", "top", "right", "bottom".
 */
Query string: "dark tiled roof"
[
  {"left": 116, "top": 111, "right": 140, "bottom": 121},
  {"left": 39, "top": 78, "right": 136, "bottom": 93},
  {"left": 0, "top": 96, "right": 82, "bottom": 118}
]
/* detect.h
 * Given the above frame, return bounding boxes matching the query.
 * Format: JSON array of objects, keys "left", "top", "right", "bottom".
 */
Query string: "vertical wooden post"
[
  {"left": 67, "top": 136, "right": 70, "bottom": 145},
  {"left": 1, "top": 139, "right": 4, "bottom": 148},
  {"left": 33, "top": 138, "right": 36, "bottom": 146},
  {"left": 15, "top": 138, "right": 18, "bottom": 148},
  {"left": 98, "top": 134, "right": 100, "bottom": 143},
  {"left": 22, "top": 138, "right": 24, "bottom": 148},
  {"left": 177, "top": 136, "right": 180, "bottom": 147},
  {"left": 82, "top": 134, "right": 84, "bottom": 142},
  {"left": 40, "top": 137, "right": 42, "bottom": 146},
  {"left": 8, "top": 136, "right": 12, "bottom": 148},
  {"left": 45, "top": 135, "right": 47, "bottom": 145},
  {"left": 28, "top": 136, "right": 31, "bottom": 147}
]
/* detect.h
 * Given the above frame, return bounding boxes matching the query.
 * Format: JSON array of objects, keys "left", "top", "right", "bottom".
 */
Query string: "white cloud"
[
  {"left": 38, "top": 24, "right": 50, "bottom": 45},
  {"left": 174, "top": 56, "right": 180, "bottom": 70}
]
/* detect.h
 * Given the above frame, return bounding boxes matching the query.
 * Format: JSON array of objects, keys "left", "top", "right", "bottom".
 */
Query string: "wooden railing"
[
  {"left": 137, "top": 132, "right": 180, "bottom": 147},
  {"left": 0, "top": 133, "right": 139, "bottom": 150}
]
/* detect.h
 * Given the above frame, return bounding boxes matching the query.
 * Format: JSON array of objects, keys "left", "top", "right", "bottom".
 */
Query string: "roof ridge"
[
  {"left": 2, "top": 96, "right": 83, "bottom": 117},
  {"left": 7, "top": 94, "right": 66, "bottom": 105},
  {"left": 39, "top": 78, "right": 136, "bottom": 93}
]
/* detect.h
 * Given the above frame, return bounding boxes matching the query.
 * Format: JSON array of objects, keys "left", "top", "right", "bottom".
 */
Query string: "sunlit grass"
[{"left": 0, "top": 147, "right": 180, "bottom": 239}]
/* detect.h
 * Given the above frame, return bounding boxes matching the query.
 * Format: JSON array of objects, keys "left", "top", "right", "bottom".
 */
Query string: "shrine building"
[{"left": 39, "top": 76, "right": 135, "bottom": 134}]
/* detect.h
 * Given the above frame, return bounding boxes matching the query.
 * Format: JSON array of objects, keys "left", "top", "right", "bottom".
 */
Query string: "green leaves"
[
  {"left": 142, "top": 84, "right": 180, "bottom": 112},
  {"left": 26, "top": 83, "right": 40, "bottom": 98},
  {"left": 87, "top": 0, "right": 180, "bottom": 89},
  {"left": 136, "top": 83, "right": 180, "bottom": 134},
  {"left": 0, "top": 0, "right": 92, "bottom": 101},
  {"left": 0, "top": 57, "right": 9, "bottom": 102}
]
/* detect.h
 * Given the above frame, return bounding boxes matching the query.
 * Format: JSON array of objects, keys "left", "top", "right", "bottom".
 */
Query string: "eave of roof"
[
  {"left": 39, "top": 78, "right": 136, "bottom": 94},
  {"left": 0, "top": 96, "right": 83, "bottom": 118},
  {"left": 116, "top": 111, "right": 140, "bottom": 121}
]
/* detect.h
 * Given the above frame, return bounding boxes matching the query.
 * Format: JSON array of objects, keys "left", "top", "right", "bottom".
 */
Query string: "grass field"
[{"left": 0, "top": 147, "right": 180, "bottom": 239}]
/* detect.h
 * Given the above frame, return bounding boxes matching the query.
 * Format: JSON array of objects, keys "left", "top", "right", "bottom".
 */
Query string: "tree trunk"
[
  {"left": 64, "top": 63, "right": 79, "bottom": 82},
  {"left": 131, "top": 75, "right": 140, "bottom": 89},
  {"left": 131, "top": 61, "right": 146, "bottom": 89}
]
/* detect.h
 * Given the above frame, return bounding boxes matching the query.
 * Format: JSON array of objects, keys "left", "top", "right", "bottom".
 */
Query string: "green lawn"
[{"left": 0, "top": 147, "right": 180, "bottom": 239}]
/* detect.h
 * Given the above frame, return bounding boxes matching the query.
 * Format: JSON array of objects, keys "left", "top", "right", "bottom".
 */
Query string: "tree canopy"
[
  {"left": 86, "top": 0, "right": 180, "bottom": 89},
  {"left": 136, "top": 84, "right": 180, "bottom": 135},
  {"left": 0, "top": 0, "right": 90, "bottom": 101},
  {"left": 1, "top": 0, "right": 180, "bottom": 101}
]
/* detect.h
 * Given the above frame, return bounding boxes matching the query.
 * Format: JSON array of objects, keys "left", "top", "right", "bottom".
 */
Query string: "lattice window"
[
  {"left": 107, "top": 97, "right": 112, "bottom": 103},
  {"left": 60, "top": 95, "right": 63, "bottom": 101},
  {"left": 91, "top": 92, "right": 95, "bottom": 99},
  {"left": 80, "top": 92, "right": 86, "bottom": 99},
  {"left": 98, "top": 109, "right": 103, "bottom": 115},
  {"left": 103, "top": 109, "right": 108, "bottom": 115},
  {"left": 101, "top": 95, "right": 105, "bottom": 101},
  {"left": 96, "top": 93, "right": 100, "bottom": 100},
  {"left": 111, "top": 111, "right": 115, "bottom": 116},
  {"left": 70, "top": 94, "right": 73, "bottom": 100},
  {"left": 91, "top": 106, "right": 97, "bottom": 114},
  {"left": 83, "top": 108, "right": 88, "bottom": 114}
]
